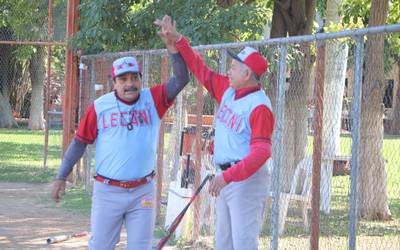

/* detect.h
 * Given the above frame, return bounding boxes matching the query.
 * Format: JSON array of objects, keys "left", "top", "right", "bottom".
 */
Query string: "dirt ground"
[
  {"left": 0, "top": 182, "right": 208, "bottom": 250},
  {"left": 0, "top": 182, "right": 96, "bottom": 249},
  {"left": 0, "top": 182, "right": 174, "bottom": 249}
]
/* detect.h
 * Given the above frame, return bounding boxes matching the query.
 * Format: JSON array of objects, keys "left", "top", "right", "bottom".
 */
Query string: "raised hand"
[{"left": 154, "top": 15, "right": 182, "bottom": 43}]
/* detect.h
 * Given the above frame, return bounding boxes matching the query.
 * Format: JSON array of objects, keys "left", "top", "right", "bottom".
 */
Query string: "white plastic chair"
[{"left": 274, "top": 156, "right": 313, "bottom": 235}]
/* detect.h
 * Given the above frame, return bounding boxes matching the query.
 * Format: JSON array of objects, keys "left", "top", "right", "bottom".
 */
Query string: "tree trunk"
[
  {"left": 28, "top": 46, "right": 45, "bottom": 130},
  {"left": 0, "top": 88, "right": 18, "bottom": 128},
  {"left": 358, "top": 0, "right": 391, "bottom": 220},
  {"left": 280, "top": 47, "right": 313, "bottom": 190},
  {"left": 391, "top": 60, "right": 400, "bottom": 134},
  {"left": 0, "top": 43, "right": 18, "bottom": 128},
  {"left": 12, "top": 63, "right": 30, "bottom": 117},
  {"left": 270, "top": 0, "right": 316, "bottom": 191},
  {"left": 320, "top": 0, "right": 348, "bottom": 214}
]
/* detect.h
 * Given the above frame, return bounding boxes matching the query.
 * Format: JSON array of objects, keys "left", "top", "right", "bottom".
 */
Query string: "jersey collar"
[{"left": 234, "top": 84, "right": 261, "bottom": 100}]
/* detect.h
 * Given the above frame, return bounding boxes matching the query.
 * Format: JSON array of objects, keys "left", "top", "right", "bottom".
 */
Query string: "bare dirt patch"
[
  {"left": 0, "top": 182, "right": 185, "bottom": 250},
  {"left": 0, "top": 182, "right": 92, "bottom": 249}
]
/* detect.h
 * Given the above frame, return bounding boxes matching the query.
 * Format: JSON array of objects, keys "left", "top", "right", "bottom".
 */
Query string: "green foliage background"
[{"left": 72, "top": 0, "right": 272, "bottom": 54}]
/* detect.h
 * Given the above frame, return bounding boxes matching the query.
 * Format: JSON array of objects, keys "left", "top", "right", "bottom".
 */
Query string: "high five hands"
[{"left": 154, "top": 15, "right": 182, "bottom": 46}]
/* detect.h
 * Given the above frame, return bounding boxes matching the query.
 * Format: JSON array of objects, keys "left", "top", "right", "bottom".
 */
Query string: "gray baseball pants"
[
  {"left": 89, "top": 180, "right": 156, "bottom": 250},
  {"left": 215, "top": 166, "right": 270, "bottom": 250}
]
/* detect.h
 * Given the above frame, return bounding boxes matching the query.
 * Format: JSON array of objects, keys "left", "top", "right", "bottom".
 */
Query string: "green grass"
[
  {"left": 0, "top": 128, "right": 90, "bottom": 212},
  {"left": 0, "top": 128, "right": 63, "bottom": 182}
]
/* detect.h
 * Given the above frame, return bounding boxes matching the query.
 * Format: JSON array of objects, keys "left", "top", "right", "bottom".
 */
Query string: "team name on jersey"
[
  {"left": 100, "top": 103, "right": 153, "bottom": 129},
  {"left": 215, "top": 103, "right": 244, "bottom": 133}
]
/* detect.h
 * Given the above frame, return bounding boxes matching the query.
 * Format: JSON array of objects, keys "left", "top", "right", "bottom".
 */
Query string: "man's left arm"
[
  {"left": 222, "top": 105, "right": 275, "bottom": 183},
  {"left": 150, "top": 51, "right": 189, "bottom": 118},
  {"left": 165, "top": 52, "right": 190, "bottom": 101}
]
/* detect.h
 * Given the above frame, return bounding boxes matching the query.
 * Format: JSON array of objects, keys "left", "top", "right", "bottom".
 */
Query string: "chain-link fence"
[
  {"left": 0, "top": 0, "right": 66, "bottom": 43},
  {"left": 0, "top": 0, "right": 66, "bottom": 178},
  {"left": 0, "top": 43, "right": 66, "bottom": 172},
  {"left": 77, "top": 24, "right": 400, "bottom": 249}
]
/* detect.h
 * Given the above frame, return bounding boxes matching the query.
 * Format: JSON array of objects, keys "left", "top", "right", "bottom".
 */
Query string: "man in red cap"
[{"left": 155, "top": 16, "right": 274, "bottom": 250}]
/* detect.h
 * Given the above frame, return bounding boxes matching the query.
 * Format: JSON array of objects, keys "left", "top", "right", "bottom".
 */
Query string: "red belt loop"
[{"left": 94, "top": 171, "right": 155, "bottom": 189}]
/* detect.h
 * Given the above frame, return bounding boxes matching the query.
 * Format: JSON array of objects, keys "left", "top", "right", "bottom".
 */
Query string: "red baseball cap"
[
  {"left": 228, "top": 47, "right": 268, "bottom": 77},
  {"left": 111, "top": 57, "right": 141, "bottom": 78}
]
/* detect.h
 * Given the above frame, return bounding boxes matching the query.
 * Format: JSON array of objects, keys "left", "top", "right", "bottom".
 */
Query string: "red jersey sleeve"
[
  {"left": 150, "top": 83, "right": 174, "bottom": 119},
  {"left": 176, "top": 36, "right": 229, "bottom": 104},
  {"left": 222, "top": 105, "right": 274, "bottom": 183},
  {"left": 75, "top": 102, "right": 97, "bottom": 144},
  {"left": 249, "top": 105, "right": 274, "bottom": 144}
]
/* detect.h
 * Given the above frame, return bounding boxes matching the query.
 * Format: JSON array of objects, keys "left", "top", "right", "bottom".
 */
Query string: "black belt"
[{"left": 218, "top": 161, "right": 240, "bottom": 171}]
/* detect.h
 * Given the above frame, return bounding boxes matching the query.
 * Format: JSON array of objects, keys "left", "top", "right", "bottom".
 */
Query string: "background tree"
[
  {"left": 392, "top": 57, "right": 400, "bottom": 133},
  {"left": 0, "top": 0, "right": 65, "bottom": 130},
  {"left": 319, "top": 0, "right": 349, "bottom": 214},
  {"left": 341, "top": 0, "right": 399, "bottom": 220},
  {"left": 359, "top": 0, "right": 391, "bottom": 220},
  {"left": 386, "top": 1, "right": 400, "bottom": 134},
  {"left": 269, "top": 0, "right": 316, "bottom": 191},
  {"left": 72, "top": 0, "right": 271, "bottom": 53},
  {"left": 28, "top": 46, "right": 46, "bottom": 130},
  {"left": 0, "top": 1, "right": 18, "bottom": 128},
  {"left": 11, "top": 0, "right": 48, "bottom": 130},
  {"left": 0, "top": 40, "right": 18, "bottom": 128}
]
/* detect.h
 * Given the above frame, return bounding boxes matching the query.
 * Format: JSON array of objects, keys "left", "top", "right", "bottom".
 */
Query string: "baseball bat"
[
  {"left": 155, "top": 175, "right": 211, "bottom": 250},
  {"left": 46, "top": 231, "right": 89, "bottom": 244}
]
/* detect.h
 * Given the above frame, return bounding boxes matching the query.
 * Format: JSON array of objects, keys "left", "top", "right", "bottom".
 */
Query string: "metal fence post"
[
  {"left": 84, "top": 58, "right": 96, "bottom": 193},
  {"left": 270, "top": 44, "right": 287, "bottom": 250},
  {"left": 142, "top": 52, "right": 149, "bottom": 88},
  {"left": 348, "top": 35, "right": 365, "bottom": 250},
  {"left": 310, "top": 39, "right": 326, "bottom": 250},
  {"left": 219, "top": 49, "right": 227, "bottom": 75}
]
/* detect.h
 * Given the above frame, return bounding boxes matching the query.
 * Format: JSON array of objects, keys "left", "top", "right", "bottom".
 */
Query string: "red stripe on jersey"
[
  {"left": 75, "top": 102, "right": 97, "bottom": 144},
  {"left": 150, "top": 83, "right": 174, "bottom": 119},
  {"left": 176, "top": 36, "right": 229, "bottom": 104}
]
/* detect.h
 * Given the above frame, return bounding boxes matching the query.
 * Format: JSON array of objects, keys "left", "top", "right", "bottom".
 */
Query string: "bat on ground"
[
  {"left": 155, "top": 175, "right": 211, "bottom": 250},
  {"left": 46, "top": 231, "right": 89, "bottom": 244}
]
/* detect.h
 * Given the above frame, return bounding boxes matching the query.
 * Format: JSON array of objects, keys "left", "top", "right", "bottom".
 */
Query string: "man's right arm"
[
  {"left": 57, "top": 101, "right": 97, "bottom": 179},
  {"left": 52, "top": 102, "right": 97, "bottom": 202},
  {"left": 55, "top": 138, "right": 87, "bottom": 180},
  {"left": 52, "top": 138, "right": 87, "bottom": 202}
]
